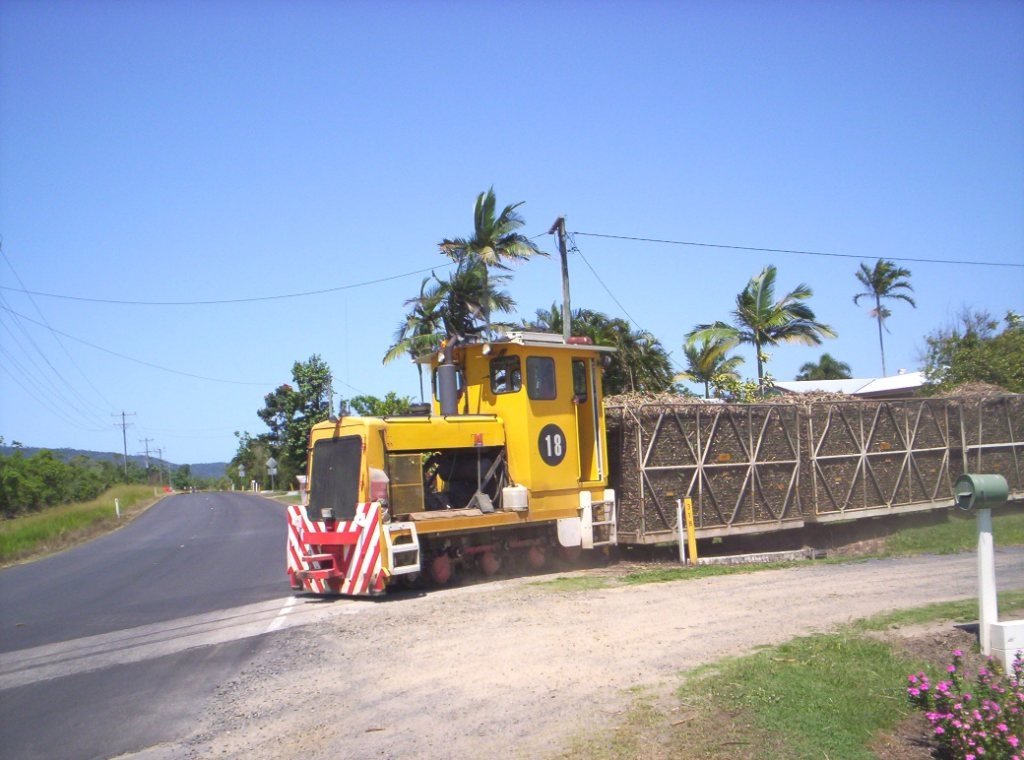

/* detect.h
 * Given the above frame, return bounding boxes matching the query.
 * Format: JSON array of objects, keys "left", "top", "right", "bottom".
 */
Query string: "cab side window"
[
  {"left": 490, "top": 356, "right": 522, "bottom": 394},
  {"left": 572, "top": 359, "right": 588, "bottom": 403},
  {"left": 526, "top": 356, "right": 557, "bottom": 400}
]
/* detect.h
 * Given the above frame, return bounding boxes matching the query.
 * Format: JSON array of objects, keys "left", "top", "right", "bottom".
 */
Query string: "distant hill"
[{"left": 0, "top": 446, "right": 227, "bottom": 479}]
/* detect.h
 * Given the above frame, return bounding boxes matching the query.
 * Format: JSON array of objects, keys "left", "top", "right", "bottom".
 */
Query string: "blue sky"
[{"left": 1, "top": 1, "right": 1022, "bottom": 466}]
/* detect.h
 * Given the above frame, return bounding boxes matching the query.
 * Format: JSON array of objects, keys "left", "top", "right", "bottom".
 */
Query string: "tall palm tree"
[
  {"left": 690, "top": 265, "right": 836, "bottom": 391},
  {"left": 438, "top": 188, "right": 547, "bottom": 337},
  {"left": 383, "top": 277, "right": 446, "bottom": 402},
  {"left": 795, "top": 353, "right": 852, "bottom": 381},
  {"left": 854, "top": 259, "right": 915, "bottom": 377},
  {"left": 676, "top": 335, "right": 744, "bottom": 398}
]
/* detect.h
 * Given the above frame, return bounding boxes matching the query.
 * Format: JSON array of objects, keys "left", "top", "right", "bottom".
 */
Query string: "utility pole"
[
  {"left": 112, "top": 411, "right": 136, "bottom": 480},
  {"left": 548, "top": 216, "right": 571, "bottom": 342},
  {"left": 154, "top": 446, "right": 166, "bottom": 487},
  {"left": 139, "top": 437, "right": 154, "bottom": 482}
]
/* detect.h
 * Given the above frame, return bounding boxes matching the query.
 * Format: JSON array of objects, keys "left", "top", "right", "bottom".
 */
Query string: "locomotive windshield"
[{"left": 308, "top": 436, "right": 362, "bottom": 521}]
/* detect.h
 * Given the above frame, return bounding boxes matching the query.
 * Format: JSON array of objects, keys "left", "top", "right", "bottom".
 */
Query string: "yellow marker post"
[{"left": 683, "top": 497, "right": 698, "bottom": 566}]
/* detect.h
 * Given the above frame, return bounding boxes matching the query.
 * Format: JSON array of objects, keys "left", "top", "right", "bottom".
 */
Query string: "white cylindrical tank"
[{"left": 502, "top": 485, "right": 529, "bottom": 511}]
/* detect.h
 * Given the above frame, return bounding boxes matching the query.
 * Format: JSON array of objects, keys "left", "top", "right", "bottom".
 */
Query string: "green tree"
[
  {"left": 524, "top": 304, "right": 674, "bottom": 395},
  {"left": 690, "top": 265, "right": 836, "bottom": 392},
  {"left": 171, "top": 463, "right": 193, "bottom": 491},
  {"left": 249, "top": 355, "right": 333, "bottom": 488},
  {"left": 922, "top": 310, "right": 1024, "bottom": 393},
  {"left": 437, "top": 187, "right": 546, "bottom": 338},
  {"left": 343, "top": 392, "right": 415, "bottom": 417},
  {"left": 854, "top": 259, "right": 916, "bottom": 376},
  {"left": 795, "top": 353, "right": 853, "bottom": 381},
  {"left": 676, "top": 334, "right": 744, "bottom": 398}
]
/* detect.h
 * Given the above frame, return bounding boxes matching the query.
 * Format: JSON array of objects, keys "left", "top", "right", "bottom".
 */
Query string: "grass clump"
[
  {"left": 0, "top": 484, "right": 161, "bottom": 565},
  {"left": 530, "top": 576, "right": 612, "bottom": 592}
]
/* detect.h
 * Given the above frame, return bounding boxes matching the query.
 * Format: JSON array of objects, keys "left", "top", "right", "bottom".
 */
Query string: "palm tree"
[
  {"left": 795, "top": 353, "right": 852, "bottom": 381},
  {"left": 438, "top": 188, "right": 547, "bottom": 337},
  {"left": 854, "top": 259, "right": 915, "bottom": 377},
  {"left": 690, "top": 265, "right": 836, "bottom": 391},
  {"left": 383, "top": 277, "right": 446, "bottom": 402},
  {"left": 676, "top": 335, "right": 744, "bottom": 398}
]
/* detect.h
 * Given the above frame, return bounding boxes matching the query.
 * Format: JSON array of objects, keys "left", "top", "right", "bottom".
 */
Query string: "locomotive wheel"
[
  {"left": 478, "top": 551, "right": 501, "bottom": 576},
  {"left": 557, "top": 545, "right": 582, "bottom": 565},
  {"left": 527, "top": 545, "right": 546, "bottom": 570},
  {"left": 429, "top": 554, "right": 453, "bottom": 585}
]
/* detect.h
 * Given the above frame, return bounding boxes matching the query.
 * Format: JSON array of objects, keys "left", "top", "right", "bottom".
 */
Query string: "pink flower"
[
  {"left": 954, "top": 649, "right": 964, "bottom": 657},
  {"left": 1011, "top": 736, "right": 1020, "bottom": 748},
  {"left": 935, "top": 726, "right": 945, "bottom": 735}
]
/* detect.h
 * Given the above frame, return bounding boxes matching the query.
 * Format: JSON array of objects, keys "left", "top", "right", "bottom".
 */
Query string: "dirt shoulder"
[{"left": 182, "top": 550, "right": 1024, "bottom": 759}]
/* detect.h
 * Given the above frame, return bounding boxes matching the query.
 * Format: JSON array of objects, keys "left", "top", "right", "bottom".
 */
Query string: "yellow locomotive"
[{"left": 286, "top": 332, "right": 617, "bottom": 595}]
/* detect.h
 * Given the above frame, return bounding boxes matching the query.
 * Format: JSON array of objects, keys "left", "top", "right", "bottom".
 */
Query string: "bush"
[
  {"left": 0, "top": 449, "right": 121, "bottom": 517},
  {"left": 908, "top": 650, "right": 1024, "bottom": 758}
]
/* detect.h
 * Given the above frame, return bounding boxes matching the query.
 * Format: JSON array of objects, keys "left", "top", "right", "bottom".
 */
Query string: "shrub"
[{"left": 908, "top": 650, "right": 1024, "bottom": 758}]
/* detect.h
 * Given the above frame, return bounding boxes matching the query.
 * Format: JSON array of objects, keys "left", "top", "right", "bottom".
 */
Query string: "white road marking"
[
  {"left": 264, "top": 595, "right": 298, "bottom": 634},
  {"left": 0, "top": 595, "right": 371, "bottom": 691}
]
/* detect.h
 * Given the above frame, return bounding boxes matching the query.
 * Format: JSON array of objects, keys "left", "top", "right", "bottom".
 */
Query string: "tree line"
[{"left": 233, "top": 188, "right": 1021, "bottom": 491}]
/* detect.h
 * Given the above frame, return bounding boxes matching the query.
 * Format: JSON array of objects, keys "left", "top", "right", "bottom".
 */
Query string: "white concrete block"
[{"left": 989, "top": 620, "right": 1024, "bottom": 674}]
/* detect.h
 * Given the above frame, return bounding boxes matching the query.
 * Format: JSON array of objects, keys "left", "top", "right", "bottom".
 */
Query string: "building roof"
[{"left": 774, "top": 371, "right": 926, "bottom": 399}]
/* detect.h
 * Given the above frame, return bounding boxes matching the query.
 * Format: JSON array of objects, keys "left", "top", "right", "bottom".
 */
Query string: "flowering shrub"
[{"left": 907, "top": 650, "right": 1024, "bottom": 758}]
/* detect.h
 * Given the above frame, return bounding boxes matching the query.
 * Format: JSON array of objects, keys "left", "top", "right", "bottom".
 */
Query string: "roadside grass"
[
  {"left": 532, "top": 576, "right": 613, "bottom": 592},
  {"left": 562, "top": 590, "right": 1024, "bottom": 760},
  {"left": 538, "top": 506, "right": 1024, "bottom": 593},
  {"left": 851, "top": 589, "right": 1024, "bottom": 632},
  {"left": 881, "top": 506, "right": 1024, "bottom": 556},
  {"left": 0, "top": 484, "right": 162, "bottom": 566}
]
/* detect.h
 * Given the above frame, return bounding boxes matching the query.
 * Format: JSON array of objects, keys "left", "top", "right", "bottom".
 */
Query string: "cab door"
[{"left": 572, "top": 358, "right": 604, "bottom": 483}]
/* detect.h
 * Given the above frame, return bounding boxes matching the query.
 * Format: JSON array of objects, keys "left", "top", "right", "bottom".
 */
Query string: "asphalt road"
[{"left": 0, "top": 492, "right": 290, "bottom": 760}]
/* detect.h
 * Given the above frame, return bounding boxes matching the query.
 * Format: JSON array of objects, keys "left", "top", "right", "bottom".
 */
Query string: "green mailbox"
[{"left": 954, "top": 473, "right": 1010, "bottom": 511}]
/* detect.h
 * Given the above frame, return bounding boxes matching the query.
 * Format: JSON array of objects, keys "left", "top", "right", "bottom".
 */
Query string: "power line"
[
  {"left": 0, "top": 303, "right": 276, "bottom": 386},
  {"left": 0, "top": 263, "right": 454, "bottom": 306},
  {"left": 0, "top": 316, "right": 111, "bottom": 430},
  {"left": 567, "top": 234, "right": 685, "bottom": 375},
  {"left": 1, "top": 243, "right": 117, "bottom": 409},
  {"left": 0, "top": 360, "right": 109, "bottom": 432},
  {"left": 572, "top": 231, "right": 1024, "bottom": 268}
]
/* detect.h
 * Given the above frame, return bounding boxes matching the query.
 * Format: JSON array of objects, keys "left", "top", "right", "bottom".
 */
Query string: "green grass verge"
[
  {"left": 850, "top": 589, "right": 1024, "bottom": 632},
  {"left": 565, "top": 601, "right": 1008, "bottom": 759},
  {"left": 881, "top": 507, "right": 1024, "bottom": 556},
  {"left": 0, "top": 484, "right": 161, "bottom": 565},
  {"left": 563, "top": 590, "right": 1024, "bottom": 760},
  {"left": 674, "top": 632, "right": 919, "bottom": 760}
]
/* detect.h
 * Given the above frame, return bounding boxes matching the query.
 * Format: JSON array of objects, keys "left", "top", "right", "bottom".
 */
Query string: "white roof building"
[{"left": 774, "top": 370, "right": 926, "bottom": 399}]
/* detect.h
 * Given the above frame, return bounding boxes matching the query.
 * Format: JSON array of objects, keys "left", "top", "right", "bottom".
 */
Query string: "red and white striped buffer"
[{"left": 286, "top": 502, "right": 386, "bottom": 596}]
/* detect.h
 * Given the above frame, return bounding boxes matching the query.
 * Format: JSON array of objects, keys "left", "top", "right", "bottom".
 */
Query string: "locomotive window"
[
  {"left": 308, "top": 435, "right": 362, "bottom": 522},
  {"left": 526, "top": 356, "right": 557, "bottom": 400},
  {"left": 572, "top": 359, "right": 588, "bottom": 403},
  {"left": 490, "top": 356, "right": 522, "bottom": 394}
]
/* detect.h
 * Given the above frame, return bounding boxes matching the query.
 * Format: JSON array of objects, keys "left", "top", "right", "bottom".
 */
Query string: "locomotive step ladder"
[
  {"left": 581, "top": 489, "right": 617, "bottom": 549},
  {"left": 384, "top": 521, "right": 421, "bottom": 576}
]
